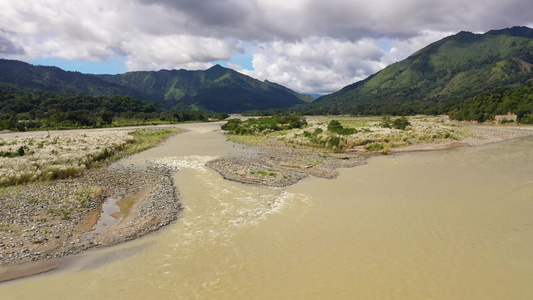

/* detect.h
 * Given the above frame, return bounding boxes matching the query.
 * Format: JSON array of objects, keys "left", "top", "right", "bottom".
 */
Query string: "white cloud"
[
  {"left": 0, "top": 0, "right": 532, "bottom": 93},
  {"left": 240, "top": 37, "right": 387, "bottom": 94},
  {"left": 122, "top": 34, "right": 236, "bottom": 71}
]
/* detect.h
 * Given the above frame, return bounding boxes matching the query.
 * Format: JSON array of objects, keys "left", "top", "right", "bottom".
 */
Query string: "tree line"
[
  {"left": 0, "top": 89, "right": 229, "bottom": 131},
  {"left": 244, "top": 82, "right": 533, "bottom": 123},
  {"left": 448, "top": 82, "right": 533, "bottom": 123}
]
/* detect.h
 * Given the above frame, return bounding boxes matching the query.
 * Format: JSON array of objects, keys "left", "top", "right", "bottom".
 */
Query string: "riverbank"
[
  {"left": 208, "top": 122, "right": 533, "bottom": 187},
  {"left": 0, "top": 162, "right": 180, "bottom": 272},
  {"left": 392, "top": 124, "right": 533, "bottom": 152}
]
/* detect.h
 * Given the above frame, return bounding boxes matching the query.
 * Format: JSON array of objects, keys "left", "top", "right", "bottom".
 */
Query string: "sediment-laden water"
[{"left": 1, "top": 122, "right": 532, "bottom": 299}]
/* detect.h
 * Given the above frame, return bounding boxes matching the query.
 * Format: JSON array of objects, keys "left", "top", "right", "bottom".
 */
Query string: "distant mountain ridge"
[
  {"left": 0, "top": 59, "right": 146, "bottom": 100},
  {"left": 97, "top": 65, "right": 313, "bottom": 112},
  {"left": 308, "top": 26, "right": 533, "bottom": 115},
  {"left": 0, "top": 60, "right": 312, "bottom": 113}
]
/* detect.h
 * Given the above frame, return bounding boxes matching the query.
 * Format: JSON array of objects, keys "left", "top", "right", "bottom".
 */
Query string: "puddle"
[
  {"left": 79, "top": 197, "right": 121, "bottom": 243},
  {"left": 92, "top": 197, "right": 121, "bottom": 234}
]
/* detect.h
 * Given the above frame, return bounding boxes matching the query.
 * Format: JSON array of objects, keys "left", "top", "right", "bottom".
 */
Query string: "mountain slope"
[
  {"left": 0, "top": 60, "right": 311, "bottom": 113},
  {"left": 311, "top": 26, "right": 533, "bottom": 114},
  {"left": 0, "top": 59, "right": 146, "bottom": 100},
  {"left": 98, "top": 65, "right": 312, "bottom": 113}
]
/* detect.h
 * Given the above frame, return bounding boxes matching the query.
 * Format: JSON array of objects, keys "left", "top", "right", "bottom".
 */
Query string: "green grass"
[{"left": 91, "top": 128, "right": 182, "bottom": 167}]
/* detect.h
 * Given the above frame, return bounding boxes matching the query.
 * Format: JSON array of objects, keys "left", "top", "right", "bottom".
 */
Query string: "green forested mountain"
[
  {"left": 97, "top": 65, "right": 312, "bottom": 112},
  {"left": 0, "top": 59, "right": 147, "bottom": 100},
  {"left": 300, "top": 26, "right": 533, "bottom": 115},
  {"left": 0, "top": 60, "right": 311, "bottom": 113}
]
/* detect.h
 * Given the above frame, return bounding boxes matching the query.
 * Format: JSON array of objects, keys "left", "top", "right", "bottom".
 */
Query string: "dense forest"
[
  {"left": 244, "top": 92, "right": 462, "bottom": 116},
  {"left": 0, "top": 88, "right": 228, "bottom": 131},
  {"left": 448, "top": 82, "right": 533, "bottom": 123},
  {"left": 276, "top": 96, "right": 460, "bottom": 116}
]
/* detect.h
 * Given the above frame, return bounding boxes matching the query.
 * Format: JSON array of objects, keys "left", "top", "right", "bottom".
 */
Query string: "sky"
[{"left": 0, "top": 0, "right": 532, "bottom": 95}]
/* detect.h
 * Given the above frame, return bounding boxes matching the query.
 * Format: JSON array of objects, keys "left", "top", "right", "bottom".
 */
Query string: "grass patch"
[
  {"left": 277, "top": 116, "right": 470, "bottom": 154},
  {"left": 222, "top": 116, "right": 471, "bottom": 155},
  {"left": 226, "top": 135, "right": 270, "bottom": 147},
  {"left": 93, "top": 128, "right": 182, "bottom": 166},
  {"left": 0, "top": 128, "right": 181, "bottom": 187}
]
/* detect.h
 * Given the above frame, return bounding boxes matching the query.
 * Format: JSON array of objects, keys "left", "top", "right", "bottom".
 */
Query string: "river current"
[{"left": 1, "top": 122, "right": 532, "bottom": 299}]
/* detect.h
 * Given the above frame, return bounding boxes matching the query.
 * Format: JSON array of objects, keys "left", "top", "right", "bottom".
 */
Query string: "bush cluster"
[
  {"left": 327, "top": 120, "right": 357, "bottom": 135},
  {"left": 380, "top": 116, "right": 411, "bottom": 130},
  {"left": 221, "top": 114, "right": 307, "bottom": 135}
]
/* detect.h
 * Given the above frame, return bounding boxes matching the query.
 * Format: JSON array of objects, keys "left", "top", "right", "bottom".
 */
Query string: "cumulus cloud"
[
  {"left": 122, "top": 34, "right": 236, "bottom": 71},
  {"left": 0, "top": 0, "right": 532, "bottom": 93},
  {"left": 240, "top": 38, "right": 387, "bottom": 94}
]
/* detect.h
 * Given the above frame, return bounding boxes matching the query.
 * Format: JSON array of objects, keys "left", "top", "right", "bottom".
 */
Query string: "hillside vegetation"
[
  {"left": 291, "top": 26, "right": 533, "bottom": 116},
  {"left": 98, "top": 65, "right": 312, "bottom": 112},
  {"left": 448, "top": 83, "right": 533, "bottom": 123},
  {"left": 0, "top": 60, "right": 311, "bottom": 113},
  {"left": 0, "top": 59, "right": 145, "bottom": 100}
]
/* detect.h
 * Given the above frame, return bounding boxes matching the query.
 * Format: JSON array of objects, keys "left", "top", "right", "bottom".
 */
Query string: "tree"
[{"left": 99, "top": 109, "right": 114, "bottom": 125}]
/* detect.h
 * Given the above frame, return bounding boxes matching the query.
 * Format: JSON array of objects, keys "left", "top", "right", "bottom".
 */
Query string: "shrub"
[
  {"left": 327, "top": 120, "right": 356, "bottom": 135},
  {"left": 17, "top": 146, "right": 24, "bottom": 156},
  {"left": 379, "top": 116, "right": 392, "bottom": 128},
  {"left": 365, "top": 142, "right": 384, "bottom": 152},
  {"left": 220, "top": 118, "right": 243, "bottom": 132},
  {"left": 327, "top": 136, "right": 340, "bottom": 148},
  {"left": 392, "top": 117, "right": 411, "bottom": 130},
  {"left": 519, "top": 114, "right": 533, "bottom": 124}
]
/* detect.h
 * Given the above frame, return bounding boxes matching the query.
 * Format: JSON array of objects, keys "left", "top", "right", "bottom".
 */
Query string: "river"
[{"left": 1, "top": 122, "right": 532, "bottom": 299}]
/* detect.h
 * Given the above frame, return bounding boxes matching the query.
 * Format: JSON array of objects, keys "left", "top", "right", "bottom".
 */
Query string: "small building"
[{"left": 494, "top": 113, "right": 517, "bottom": 123}]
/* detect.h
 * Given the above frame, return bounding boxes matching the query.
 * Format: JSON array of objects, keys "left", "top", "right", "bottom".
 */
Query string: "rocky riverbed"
[
  {"left": 208, "top": 135, "right": 367, "bottom": 187},
  {"left": 461, "top": 125, "right": 533, "bottom": 146},
  {"left": 0, "top": 163, "right": 181, "bottom": 268}
]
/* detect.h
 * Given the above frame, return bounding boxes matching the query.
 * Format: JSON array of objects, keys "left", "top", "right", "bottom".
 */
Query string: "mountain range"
[
  {"left": 306, "top": 26, "right": 533, "bottom": 115},
  {"left": 1, "top": 26, "right": 532, "bottom": 115},
  {"left": 0, "top": 60, "right": 312, "bottom": 113}
]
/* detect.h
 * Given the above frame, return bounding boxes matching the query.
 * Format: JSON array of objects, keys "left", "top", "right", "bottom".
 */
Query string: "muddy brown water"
[{"left": 1, "top": 122, "right": 533, "bottom": 299}]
